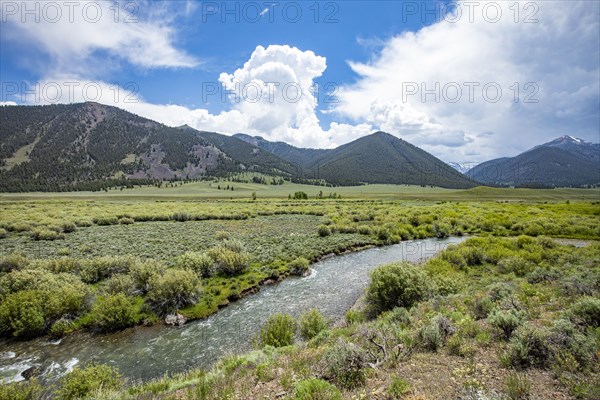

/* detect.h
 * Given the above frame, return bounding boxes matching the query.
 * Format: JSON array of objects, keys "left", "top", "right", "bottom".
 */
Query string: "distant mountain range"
[
  {"left": 467, "top": 136, "right": 599, "bottom": 187},
  {"left": 447, "top": 162, "right": 472, "bottom": 174},
  {"left": 0, "top": 102, "right": 597, "bottom": 191}
]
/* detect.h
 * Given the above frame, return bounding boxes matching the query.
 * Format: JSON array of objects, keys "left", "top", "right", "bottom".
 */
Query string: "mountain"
[
  {"left": 304, "top": 132, "right": 477, "bottom": 188},
  {"left": 233, "top": 133, "right": 331, "bottom": 168},
  {"left": 0, "top": 103, "right": 477, "bottom": 191},
  {"left": 0, "top": 103, "right": 297, "bottom": 191},
  {"left": 467, "top": 136, "right": 600, "bottom": 187},
  {"left": 234, "top": 132, "right": 477, "bottom": 188},
  {"left": 447, "top": 162, "right": 471, "bottom": 174}
]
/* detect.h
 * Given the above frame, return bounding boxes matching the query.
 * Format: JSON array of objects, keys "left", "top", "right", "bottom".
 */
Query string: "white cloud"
[
  {"left": 1, "top": 0, "right": 198, "bottom": 77},
  {"left": 9, "top": 0, "right": 598, "bottom": 163},
  {"left": 332, "top": 0, "right": 600, "bottom": 161}
]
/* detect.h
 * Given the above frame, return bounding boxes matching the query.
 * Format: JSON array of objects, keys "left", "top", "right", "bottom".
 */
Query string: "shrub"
[
  {"left": 345, "top": 309, "right": 365, "bottom": 325},
  {"left": 0, "top": 290, "right": 46, "bottom": 337},
  {"left": 61, "top": 222, "right": 77, "bottom": 233},
  {"left": 321, "top": 338, "right": 367, "bottom": 389},
  {"left": 129, "top": 260, "right": 164, "bottom": 293},
  {"left": 30, "top": 228, "right": 63, "bottom": 241},
  {"left": 215, "top": 230, "right": 230, "bottom": 241},
  {"left": 258, "top": 313, "right": 296, "bottom": 348},
  {"left": 505, "top": 324, "right": 551, "bottom": 369},
  {"left": 549, "top": 319, "right": 595, "bottom": 369},
  {"left": 56, "top": 363, "right": 122, "bottom": 400},
  {"left": 318, "top": 225, "right": 331, "bottom": 237},
  {"left": 50, "top": 317, "right": 76, "bottom": 337},
  {"left": 488, "top": 309, "right": 525, "bottom": 340},
  {"left": 293, "top": 378, "right": 342, "bottom": 400},
  {"left": 379, "top": 307, "right": 411, "bottom": 328},
  {"left": 498, "top": 256, "right": 531, "bottom": 277},
  {"left": 118, "top": 217, "right": 134, "bottom": 225},
  {"left": 366, "top": 262, "right": 430, "bottom": 315},
  {"left": 472, "top": 296, "right": 494, "bottom": 320},
  {"left": 207, "top": 246, "right": 250, "bottom": 277},
  {"left": 299, "top": 308, "right": 328, "bottom": 340},
  {"left": 504, "top": 372, "right": 531, "bottom": 400},
  {"left": 527, "top": 267, "right": 559, "bottom": 284},
  {"left": 418, "top": 316, "right": 455, "bottom": 352},
  {"left": 0, "top": 378, "right": 43, "bottom": 400},
  {"left": 388, "top": 375, "right": 411, "bottom": 398},
  {"left": 487, "top": 282, "right": 514, "bottom": 302},
  {"left": 79, "top": 256, "right": 135, "bottom": 284},
  {"left": 569, "top": 297, "right": 600, "bottom": 328},
  {"left": 90, "top": 294, "right": 138, "bottom": 332},
  {"left": 289, "top": 257, "right": 310, "bottom": 277},
  {"left": 93, "top": 216, "right": 119, "bottom": 226},
  {"left": 0, "top": 228, "right": 7, "bottom": 239},
  {"left": 104, "top": 274, "right": 135, "bottom": 295},
  {"left": 0, "top": 252, "right": 28, "bottom": 273},
  {"left": 175, "top": 252, "right": 214, "bottom": 278},
  {"left": 147, "top": 269, "right": 201, "bottom": 315}
]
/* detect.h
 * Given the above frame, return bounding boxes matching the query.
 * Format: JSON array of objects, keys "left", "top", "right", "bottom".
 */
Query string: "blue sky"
[{"left": 1, "top": 1, "right": 599, "bottom": 162}]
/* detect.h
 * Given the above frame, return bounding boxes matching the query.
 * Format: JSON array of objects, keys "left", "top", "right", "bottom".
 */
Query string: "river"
[{"left": 0, "top": 236, "right": 466, "bottom": 384}]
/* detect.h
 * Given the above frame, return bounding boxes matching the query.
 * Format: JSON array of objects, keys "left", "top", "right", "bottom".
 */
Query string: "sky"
[{"left": 1, "top": 0, "right": 599, "bottom": 164}]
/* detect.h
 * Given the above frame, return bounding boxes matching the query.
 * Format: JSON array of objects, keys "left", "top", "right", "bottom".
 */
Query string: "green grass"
[{"left": 2, "top": 181, "right": 598, "bottom": 201}]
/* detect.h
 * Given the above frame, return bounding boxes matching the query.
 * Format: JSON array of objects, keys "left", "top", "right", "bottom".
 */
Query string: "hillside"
[
  {"left": 0, "top": 103, "right": 297, "bottom": 192},
  {"left": 468, "top": 136, "right": 600, "bottom": 187},
  {"left": 233, "top": 133, "right": 331, "bottom": 168},
  {"left": 235, "top": 132, "right": 477, "bottom": 189},
  {"left": 304, "top": 132, "right": 477, "bottom": 188}
]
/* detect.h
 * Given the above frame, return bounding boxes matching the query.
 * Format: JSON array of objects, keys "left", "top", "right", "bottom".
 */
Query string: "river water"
[{"left": 0, "top": 236, "right": 466, "bottom": 384}]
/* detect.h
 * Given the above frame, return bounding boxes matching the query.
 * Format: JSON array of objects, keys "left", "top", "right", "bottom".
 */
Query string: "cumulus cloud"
[
  {"left": 1, "top": 0, "right": 198, "bottom": 77},
  {"left": 7, "top": 0, "right": 598, "bottom": 162},
  {"left": 333, "top": 0, "right": 600, "bottom": 161}
]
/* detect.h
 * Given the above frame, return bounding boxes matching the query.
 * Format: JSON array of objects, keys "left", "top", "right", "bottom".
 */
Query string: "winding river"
[{"left": 0, "top": 236, "right": 466, "bottom": 384}]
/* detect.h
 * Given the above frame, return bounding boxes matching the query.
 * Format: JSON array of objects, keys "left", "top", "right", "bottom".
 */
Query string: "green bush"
[
  {"left": 472, "top": 295, "right": 494, "bottom": 320},
  {"left": 498, "top": 256, "right": 531, "bottom": 277},
  {"left": 129, "top": 260, "right": 164, "bottom": 293},
  {"left": 299, "top": 308, "right": 328, "bottom": 340},
  {"left": 56, "top": 363, "right": 122, "bottom": 400},
  {"left": 61, "top": 222, "right": 77, "bottom": 233},
  {"left": 0, "top": 272, "right": 88, "bottom": 338},
  {"left": 418, "top": 316, "right": 455, "bottom": 352},
  {"left": 487, "top": 282, "right": 514, "bottom": 302},
  {"left": 505, "top": 324, "right": 551, "bottom": 369},
  {"left": 118, "top": 217, "right": 134, "bottom": 225},
  {"left": 30, "top": 228, "right": 63, "bottom": 241},
  {"left": 366, "top": 262, "right": 430, "bottom": 315},
  {"left": 90, "top": 294, "right": 138, "bottom": 332},
  {"left": 258, "top": 313, "right": 296, "bottom": 348},
  {"left": 104, "top": 274, "right": 135, "bottom": 295},
  {"left": 0, "top": 378, "right": 43, "bottom": 400},
  {"left": 0, "top": 252, "right": 28, "bottom": 273},
  {"left": 504, "top": 372, "right": 531, "bottom": 400},
  {"left": 175, "top": 252, "right": 214, "bottom": 278},
  {"left": 569, "top": 297, "right": 600, "bottom": 328},
  {"left": 0, "top": 228, "right": 7, "bottom": 239},
  {"left": 79, "top": 256, "right": 136, "bottom": 284},
  {"left": 293, "top": 378, "right": 342, "bottom": 400},
  {"left": 388, "top": 375, "right": 411, "bottom": 398},
  {"left": 0, "top": 290, "right": 46, "bottom": 337},
  {"left": 321, "top": 338, "right": 367, "bottom": 389},
  {"left": 318, "top": 225, "right": 331, "bottom": 237},
  {"left": 549, "top": 319, "right": 595, "bottom": 369},
  {"left": 207, "top": 246, "right": 250, "bottom": 277},
  {"left": 488, "top": 309, "right": 525, "bottom": 340},
  {"left": 147, "top": 269, "right": 201, "bottom": 315},
  {"left": 289, "top": 257, "right": 310, "bottom": 277}
]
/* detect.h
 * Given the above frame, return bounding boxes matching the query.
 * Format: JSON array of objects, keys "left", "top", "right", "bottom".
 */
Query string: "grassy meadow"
[{"left": 0, "top": 184, "right": 599, "bottom": 399}]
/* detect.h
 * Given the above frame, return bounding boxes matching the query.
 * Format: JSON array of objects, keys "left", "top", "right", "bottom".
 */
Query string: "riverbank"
[{"left": 6, "top": 235, "right": 596, "bottom": 399}]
